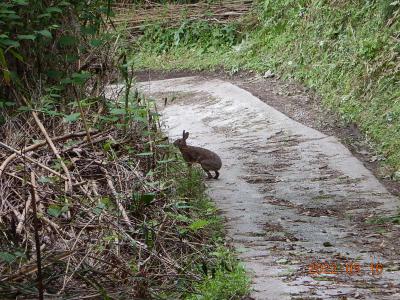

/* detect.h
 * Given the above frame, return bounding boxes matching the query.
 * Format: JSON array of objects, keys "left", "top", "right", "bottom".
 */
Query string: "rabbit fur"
[{"left": 173, "top": 130, "right": 222, "bottom": 179}]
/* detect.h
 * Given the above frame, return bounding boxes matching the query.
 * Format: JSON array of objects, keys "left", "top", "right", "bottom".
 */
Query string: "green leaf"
[
  {"left": 46, "top": 70, "right": 62, "bottom": 79},
  {"left": 110, "top": 108, "right": 126, "bottom": 115},
  {"left": 172, "top": 213, "right": 191, "bottom": 223},
  {"left": 155, "top": 144, "right": 171, "bottom": 148},
  {"left": 0, "top": 39, "right": 20, "bottom": 48},
  {"left": 101, "top": 196, "right": 112, "bottom": 207},
  {"left": 174, "top": 201, "right": 191, "bottom": 209},
  {"left": 46, "top": 7, "right": 62, "bottom": 14},
  {"left": 133, "top": 115, "right": 147, "bottom": 123},
  {"left": 71, "top": 71, "right": 90, "bottom": 85},
  {"left": 136, "top": 152, "right": 153, "bottom": 157},
  {"left": 0, "top": 8, "right": 17, "bottom": 15},
  {"left": 81, "top": 25, "right": 97, "bottom": 35},
  {"left": 89, "top": 39, "right": 103, "bottom": 47},
  {"left": 17, "top": 34, "right": 36, "bottom": 41},
  {"left": 0, "top": 99, "right": 16, "bottom": 108},
  {"left": 58, "top": 1, "right": 71, "bottom": 6},
  {"left": 14, "top": 251, "right": 26, "bottom": 259},
  {"left": 60, "top": 78, "right": 72, "bottom": 85},
  {"left": 8, "top": 48, "right": 23, "bottom": 61},
  {"left": 0, "top": 49, "right": 10, "bottom": 84},
  {"left": 12, "top": 0, "right": 29, "bottom": 5},
  {"left": 0, "top": 252, "right": 15, "bottom": 263},
  {"left": 38, "top": 176, "right": 53, "bottom": 183},
  {"left": 47, "top": 204, "right": 62, "bottom": 217},
  {"left": 38, "top": 13, "right": 51, "bottom": 18},
  {"left": 58, "top": 35, "right": 78, "bottom": 47},
  {"left": 133, "top": 192, "right": 156, "bottom": 205},
  {"left": 188, "top": 219, "right": 209, "bottom": 231},
  {"left": 48, "top": 24, "right": 60, "bottom": 30},
  {"left": 93, "top": 202, "right": 106, "bottom": 215},
  {"left": 17, "top": 105, "right": 30, "bottom": 112},
  {"left": 36, "top": 29, "right": 52, "bottom": 38},
  {"left": 157, "top": 158, "right": 175, "bottom": 164},
  {"left": 65, "top": 54, "right": 78, "bottom": 63},
  {"left": 61, "top": 205, "right": 69, "bottom": 213},
  {"left": 64, "top": 112, "right": 80, "bottom": 123},
  {"left": 102, "top": 140, "right": 115, "bottom": 151},
  {"left": 101, "top": 115, "right": 119, "bottom": 123}
]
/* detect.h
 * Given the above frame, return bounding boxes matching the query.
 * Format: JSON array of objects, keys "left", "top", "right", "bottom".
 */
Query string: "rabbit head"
[{"left": 173, "top": 130, "right": 189, "bottom": 148}]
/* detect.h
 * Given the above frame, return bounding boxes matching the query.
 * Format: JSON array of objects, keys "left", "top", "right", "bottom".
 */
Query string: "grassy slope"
[{"left": 131, "top": 0, "right": 400, "bottom": 177}]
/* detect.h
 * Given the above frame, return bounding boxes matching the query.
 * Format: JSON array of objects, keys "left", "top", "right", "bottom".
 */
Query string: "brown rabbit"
[{"left": 173, "top": 130, "right": 222, "bottom": 179}]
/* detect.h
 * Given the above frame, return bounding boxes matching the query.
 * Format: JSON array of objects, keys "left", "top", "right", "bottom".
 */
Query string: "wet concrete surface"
[{"left": 110, "top": 76, "right": 400, "bottom": 299}]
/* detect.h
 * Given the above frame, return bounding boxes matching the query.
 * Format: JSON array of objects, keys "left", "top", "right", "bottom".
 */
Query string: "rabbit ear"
[
  {"left": 182, "top": 130, "right": 186, "bottom": 138},
  {"left": 184, "top": 131, "right": 189, "bottom": 140}
]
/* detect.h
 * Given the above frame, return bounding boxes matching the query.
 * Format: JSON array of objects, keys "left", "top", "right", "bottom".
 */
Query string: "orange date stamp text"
[{"left": 308, "top": 257, "right": 383, "bottom": 276}]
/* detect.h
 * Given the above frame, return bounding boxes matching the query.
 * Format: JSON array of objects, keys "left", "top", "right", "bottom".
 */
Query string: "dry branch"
[
  {"left": 0, "top": 142, "right": 68, "bottom": 180},
  {"left": 30, "top": 110, "right": 73, "bottom": 192},
  {"left": 0, "top": 130, "right": 97, "bottom": 179},
  {"left": 101, "top": 166, "right": 134, "bottom": 228},
  {"left": 30, "top": 171, "right": 44, "bottom": 300}
]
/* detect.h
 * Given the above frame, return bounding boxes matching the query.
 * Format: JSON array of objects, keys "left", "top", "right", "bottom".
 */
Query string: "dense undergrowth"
[
  {"left": 0, "top": 1, "right": 249, "bottom": 298},
  {"left": 0, "top": 94, "right": 249, "bottom": 298},
  {"left": 131, "top": 0, "right": 400, "bottom": 179}
]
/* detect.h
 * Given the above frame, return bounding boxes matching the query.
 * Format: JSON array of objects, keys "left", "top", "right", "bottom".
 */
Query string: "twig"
[
  {"left": 4, "top": 172, "right": 33, "bottom": 187},
  {"left": 73, "top": 87, "right": 95, "bottom": 152},
  {"left": 16, "top": 194, "right": 32, "bottom": 235},
  {"left": 0, "top": 130, "right": 97, "bottom": 179},
  {"left": 3, "top": 198, "right": 23, "bottom": 222},
  {"left": 30, "top": 109, "right": 73, "bottom": 192},
  {"left": 60, "top": 215, "right": 96, "bottom": 292},
  {"left": 100, "top": 167, "right": 133, "bottom": 228},
  {"left": 2, "top": 251, "right": 74, "bottom": 282},
  {"left": 30, "top": 171, "right": 44, "bottom": 300},
  {"left": 0, "top": 141, "right": 68, "bottom": 180}
]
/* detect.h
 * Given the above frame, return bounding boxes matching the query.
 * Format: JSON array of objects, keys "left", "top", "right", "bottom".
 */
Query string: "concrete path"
[{"left": 136, "top": 76, "right": 400, "bottom": 300}]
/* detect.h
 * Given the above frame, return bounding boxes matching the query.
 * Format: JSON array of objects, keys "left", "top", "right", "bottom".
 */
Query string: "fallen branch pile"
[
  {"left": 0, "top": 96, "right": 212, "bottom": 298},
  {"left": 112, "top": 0, "right": 254, "bottom": 34}
]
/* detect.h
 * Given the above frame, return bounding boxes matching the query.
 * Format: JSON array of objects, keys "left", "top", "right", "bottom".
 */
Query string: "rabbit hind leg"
[
  {"left": 214, "top": 171, "right": 219, "bottom": 179},
  {"left": 201, "top": 166, "right": 213, "bottom": 179}
]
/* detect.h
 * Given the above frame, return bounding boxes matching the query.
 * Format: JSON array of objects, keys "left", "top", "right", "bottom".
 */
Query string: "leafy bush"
[
  {"left": 137, "top": 20, "right": 241, "bottom": 54},
  {"left": 0, "top": 0, "right": 115, "bottom": 117}
]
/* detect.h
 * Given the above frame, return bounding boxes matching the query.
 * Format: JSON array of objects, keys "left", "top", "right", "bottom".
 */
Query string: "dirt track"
[{"left": 132, "top": 75, "right": 400, "bottom": 299}]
